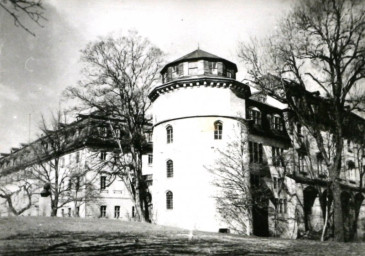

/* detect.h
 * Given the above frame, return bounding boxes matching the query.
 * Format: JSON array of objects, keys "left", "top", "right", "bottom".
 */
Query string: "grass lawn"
[{"left": 0, "top": 217, "right": 364, "bottom": 255}]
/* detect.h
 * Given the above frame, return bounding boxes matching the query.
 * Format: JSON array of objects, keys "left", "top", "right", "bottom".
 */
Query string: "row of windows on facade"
[
  {"left": 162, "top": 61, "right": 236, "bottom": 83},
  {"left": 248, "top": 108, "right": 284, "bottom": 131},
  {"left": 99, "top": 205, "right": 136, "bottom": 218},
  {"left": 166, "top": 121, "right": 223, "bottom": 144}
]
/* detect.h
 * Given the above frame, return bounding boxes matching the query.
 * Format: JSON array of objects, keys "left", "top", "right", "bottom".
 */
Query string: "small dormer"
[{"left": 160, "top": 49, "right": 238, "bottom": 83}]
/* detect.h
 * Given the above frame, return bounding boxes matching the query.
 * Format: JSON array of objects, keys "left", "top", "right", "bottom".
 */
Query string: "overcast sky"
[{"left": 0, "top": 0, "right": 292, "bottom": 153}]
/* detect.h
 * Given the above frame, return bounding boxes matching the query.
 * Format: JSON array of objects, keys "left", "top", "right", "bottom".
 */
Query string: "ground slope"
[{"left": 0, "top": 217, "right": 364, "bottom": 255}]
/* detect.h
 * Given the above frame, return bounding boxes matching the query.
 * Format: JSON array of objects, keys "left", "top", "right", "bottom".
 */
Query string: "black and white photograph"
[{"left": 0, "top": 0, "right": 365, "bottom": 255}]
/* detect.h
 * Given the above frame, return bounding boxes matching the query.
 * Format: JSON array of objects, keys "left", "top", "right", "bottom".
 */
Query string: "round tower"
[{"left": 149, "top": 49, "right": 251, "bottom": 232}]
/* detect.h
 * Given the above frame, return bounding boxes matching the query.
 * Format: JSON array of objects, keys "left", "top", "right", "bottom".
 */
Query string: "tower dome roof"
[{"left": 161, "top": 49, "right": 238, "bottom": 74}]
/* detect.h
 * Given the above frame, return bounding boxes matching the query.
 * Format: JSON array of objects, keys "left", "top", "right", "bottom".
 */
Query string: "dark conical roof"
[{"left": 161, "top": 49, "right": 237, "bottom": 73}]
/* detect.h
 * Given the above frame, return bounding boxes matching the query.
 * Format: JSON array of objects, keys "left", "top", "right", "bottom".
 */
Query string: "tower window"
[
  {"left": 188, "top": 61, "right": 198, "bottom": 75},
  {"left": 214, "top": 121, "right": 223, "bottom": 140},
  {"left": 167, "top": 160, "right": 173, "bottom": 178},
  {"left": 166, "top": 125, "right": 173, "bottom": 144},
  {"left": 166, "top": 191, "right": 173, "bottom": 209}
]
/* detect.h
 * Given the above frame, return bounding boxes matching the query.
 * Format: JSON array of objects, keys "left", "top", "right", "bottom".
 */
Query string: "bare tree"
[
  {"left": 65, "top": 31, "right": 164, "bottom": 222},
  {"left": 238, "top": 0, "right": 365, "bottom": 242},
  {"left": 28, "top": 111, "right": 100, "bottom": 216},
  {"left": 0, "top": 0, "right": 46, "bottom": 36},
  {"left": 0, "top": 173, "right": 35, "bottom": 215}
]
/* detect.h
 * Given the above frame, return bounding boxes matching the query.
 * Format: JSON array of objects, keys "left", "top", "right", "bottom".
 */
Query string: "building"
[
  {"left": 0, "top": 112, "right": 153, "bottom": 220},
  {"left": 1, "top": 49, "right": 364, "bottom": 240},
  {"left": 148, "top": 49, "right": 365, "bottom": 239}
]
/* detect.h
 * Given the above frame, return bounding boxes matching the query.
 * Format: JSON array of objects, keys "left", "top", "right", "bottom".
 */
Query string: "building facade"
[{"left": 1, "top": 49, "right": 364, "bottom": 240}]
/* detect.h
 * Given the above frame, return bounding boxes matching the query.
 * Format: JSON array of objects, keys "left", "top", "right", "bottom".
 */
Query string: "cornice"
[{"left": 148, "top": 76, "right": 251, "bottom": 102}]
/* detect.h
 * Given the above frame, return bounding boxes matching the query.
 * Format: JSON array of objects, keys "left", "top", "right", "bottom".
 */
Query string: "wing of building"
[{"left": 1, "top": 49, "right": 364, "bottom": 240}]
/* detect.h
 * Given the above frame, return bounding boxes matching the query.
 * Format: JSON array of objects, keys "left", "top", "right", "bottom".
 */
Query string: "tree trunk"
[{"left": 332, "top": 180, "right": 344, "bottom": 242}]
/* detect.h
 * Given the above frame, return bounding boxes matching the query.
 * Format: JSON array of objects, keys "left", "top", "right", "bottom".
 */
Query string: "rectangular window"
[
  {"left": 249, "top": 142, "right": 263, "bottom": 164},
  {"left": 347, "top": 139, "right": 353, "bottom": 153},
  {"left": 188, "top": 61, "right": 198, "bottom": 75},
  {"left": 114, "top": 206, "right": 120, "bottom": 218},
  {"left": 100, "top": 205, "right": 106, "bottom": 217},
  {"left": 298, "top": 153, "right": 306, "bottom": 173},
  {"left": 273, "top": 116, "right": 283, "bottom": 131},
  {"left": 68, "top": 208, "right": 71, "bottom": 217},
  {"left": 68, "top": 178, "right": 72, "bottom": 190},
  {"left": 100, "top": 151, "right": 107, "bottom": 161},
  {"left": 75, "top": 176, "right": 80, "bottom": 191},
  {"left": 272, "top": 147, "right": 284, "bottom": 167},
  {"left": 100, "top": 176, "right": 106, "bottom": 190},
  {"left": 148, "top": 154, "right": 153, "bottom": 165},
  {"left": 76, "top": 152, "right": 80, "bottom": 163},
  {"left": 248, "top": 109, "right": 262, "bottom": 126},
  {"left": 273, "top": 177, "right": 278, "bottom": 189},
  {"left": 76, "top": 206, "right": 80, "bottom": 217},
  {"left": 132, "top": 206, "right": 135, "bottom": 218}
]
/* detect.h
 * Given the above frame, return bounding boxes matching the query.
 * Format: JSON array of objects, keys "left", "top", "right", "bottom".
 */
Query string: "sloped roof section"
[{"left": 161, "top": 49, "right": 238, "bottom": 73}]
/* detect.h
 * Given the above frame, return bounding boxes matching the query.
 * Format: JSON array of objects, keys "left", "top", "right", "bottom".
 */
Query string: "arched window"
[
  {"left": 166, "top": 125, "right": 173, "bottom": 143},
  {"left": 167, "top": 160, "right": 173, "bottom": 178},
  {"left": 214, "top": 121, "right": 223, "bottom": 140},
  {"left": 166, "top": 191, "right": 173, "bottom": 209}
]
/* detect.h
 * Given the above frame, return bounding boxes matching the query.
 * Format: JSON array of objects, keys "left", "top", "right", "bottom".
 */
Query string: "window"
[
  {"left": 347, "top": 140, "right": 353, "bottom": 153},
  {"left": 146, "top": 132, "right": 152, "bottom": 143},
  {"left": 60, "top": 157, "right": 65, "bottom": 168},
  {"left": 148, "top": 154, "right": 153, "bottom": 165},
  {"left": 276, "top": 199, "right": 287, "bottom": 214},
  {"left": 76, "top": 206, "right": 80, "bottom": 217},
  {"left": 166, "top": 191, "right": 173, "bottom": 209},
  {"left": 68, "top": 208, "right": 71, "bottom": 217},
  {"left": 115, "top": 129, "right": 121, "bottom": 139},
  {"left": 132, "top": 206, "right": 135, "bottom": 218},
  {"left": 273, "top": 177, "right": 278, "bottom": 189},
  {"left": 248, "top": 108, "right": 261, "bottom": 126},
  {"left": 297, "top": 124, "right": 302, "bottom": 137},
  {"left": 68, "top": 178, "right": 72, "bottom": 190},
  {"left": 166, "top": 125, "right": 173, "bottom": 144},
  {"left": 100, "top": 151, "right": 107, "bottom": 161},
  {"left": 61, "top": 209, "right": 64, "bottom": 217},
  {"left": 214, "top": 121, "right": 223, "bottom": 140},
  {"left": 188, "top": 61, "right": 198, "bottom": 75},
  {"left": 249, "top": 142, "right": 263, "bottom": 163},
  {"left": 114, "top": 206, "right": 120, "bottom": 218},
  {"left": 298, "top": 153, "right": 306, "bottom": 173},
  {"left": 75, "top": 176, "right": 80, "bottom": 191},
  {"left": 316, "top": 152, "right": 325, "bottom": 176},
  {"left": 250, "top": 174, "right": 260, "bottom": 187},
  {"left": 76, "top": 152, "right": 80, "bottom": 163},
  {"left": 272, "top": 147, "right": 284, "bottom": 167},
  {"left": 100, "top": 176, "right": 106, "bottom": 190},
  {"left": 167, "top": 160, "right": 173, "bottom": 178},
  {"left": 100, "top": 205, "right": 106, "bottom": 217},
  {"left": 273, "top": 115, "right": 283, "bottom": 131}
]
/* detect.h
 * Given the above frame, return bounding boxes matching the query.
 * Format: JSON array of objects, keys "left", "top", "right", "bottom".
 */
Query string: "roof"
[{"left": 161, "top": 49, "right": 238, "bottom": 73}]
